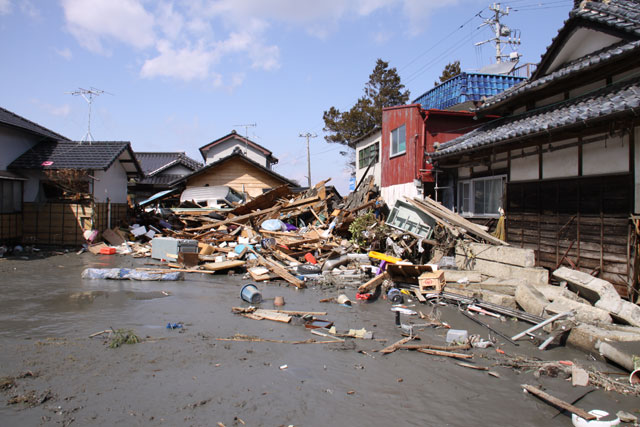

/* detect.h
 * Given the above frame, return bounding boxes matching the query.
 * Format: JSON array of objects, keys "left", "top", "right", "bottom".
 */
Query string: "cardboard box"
[{"left": 418, "top": 270, "right": 446, "bottom": 293}]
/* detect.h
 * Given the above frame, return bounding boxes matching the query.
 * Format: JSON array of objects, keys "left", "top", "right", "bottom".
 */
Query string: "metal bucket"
[{"left": 241, "top": 284, "right": 262, "bottom": 304}]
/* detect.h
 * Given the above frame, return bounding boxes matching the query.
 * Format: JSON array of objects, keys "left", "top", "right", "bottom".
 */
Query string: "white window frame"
[
  {"left": 390, "top": 124, "right": 406, "bottom": 157},
  {"left": 457, "top": 175, "right": 505, "bottom": 217}
]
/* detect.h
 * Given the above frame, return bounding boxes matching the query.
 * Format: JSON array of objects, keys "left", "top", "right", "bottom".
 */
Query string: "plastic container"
[
  {"left": 446, "top": 329, "right": 468, "bottom": 344},
  {"left": 571, "top": 410, "right": 620, "bottom": 427},
  {"left": 368, "top": 251, "right": 402, "bottom": 264},
  {"left": 387, "top": 288, "right": 403, "bottom": 303},
  {"left": 241, "top": 284, "right": 262, "bottom": 304},
  {"left": 100, "top": 247, "right": 116, "bottom": 255}
]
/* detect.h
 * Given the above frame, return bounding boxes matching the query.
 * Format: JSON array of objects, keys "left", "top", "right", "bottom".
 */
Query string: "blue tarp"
[{"left": 139, "top": 189, "right": 178, "bottom": 206}]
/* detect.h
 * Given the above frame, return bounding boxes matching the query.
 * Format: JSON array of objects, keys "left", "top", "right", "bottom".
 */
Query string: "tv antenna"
[
  {"left": 66, "top": 87, "right": 111, "bottom": 142},
  {"left": 475, "top": 3, "right": 521, "bottom": 64},
  {"left": 233, "top": 123, "right": 256, "bottom": 154}
]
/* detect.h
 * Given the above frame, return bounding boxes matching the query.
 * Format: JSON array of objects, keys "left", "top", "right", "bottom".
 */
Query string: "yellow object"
[
  {"left": 492, "top": 215, "right": 506, "bottom": 241},
  {"left": 368, "top": 251, "right": 402, "bottom": 264},
  {"left": 400, "top": 289, "right": 411, "bottom": 296}
]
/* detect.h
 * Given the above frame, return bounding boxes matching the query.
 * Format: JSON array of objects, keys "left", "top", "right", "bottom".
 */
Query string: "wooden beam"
[
  {"left": 521, "top": 384, "right": 596, "bottom": 420},
  {"left": 250, "top": 249, "right": 305, "bottom": 288},
  {"left": 187, "top": 205, "right": 281, "bottom": 231},
  {"left": 416, "top": 348, "right": 473, "bottom": 359},
  {"left": 358, "top": 271, "right": 390, "bottom": 294}
]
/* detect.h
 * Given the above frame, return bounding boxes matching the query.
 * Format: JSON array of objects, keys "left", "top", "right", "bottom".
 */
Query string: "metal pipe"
[{"left": 511, "top": 311, "right": 573, "bottom": 341}]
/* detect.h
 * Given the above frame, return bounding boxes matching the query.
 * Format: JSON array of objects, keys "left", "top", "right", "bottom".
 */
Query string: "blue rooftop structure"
[{"left": 413, "top": 72, "right": 526, "bottom": 110}]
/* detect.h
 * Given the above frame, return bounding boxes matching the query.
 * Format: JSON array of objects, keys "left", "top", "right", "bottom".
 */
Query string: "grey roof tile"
[
  {"left": 9, "top": 141, "right": 134, "bottom": 170},
  {"left": 431, "top": 76, "right": 640, "bottom": 159},
  {"left": 0, "top": 106, "right": 69, "bottom": 141},
  {"left": 135, "top": 152, "right": 202, "bottom": 176}
]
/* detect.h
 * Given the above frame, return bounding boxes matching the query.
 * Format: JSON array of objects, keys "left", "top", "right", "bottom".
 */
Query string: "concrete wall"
[
  {"left": 93, "top": 161, "right": 128, "bottom": 203},
  {"left": 355, "top": 131, "right": 381, "bottom": 188},
  {"left": 381, "top": 182, "right": 419, "bottom": 209},
  {"left": 204, "top": 137, "right": 269, "bottom": 167}
]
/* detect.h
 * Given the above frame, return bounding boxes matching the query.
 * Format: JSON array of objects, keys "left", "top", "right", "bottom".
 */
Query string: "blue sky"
[{"left": 0, "top": 0, "right": 573, "bottom": 194}]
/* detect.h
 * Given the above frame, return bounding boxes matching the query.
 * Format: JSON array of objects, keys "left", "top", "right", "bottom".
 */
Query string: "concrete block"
[
  {"left": 536, "top": 285, "right": 590, "bottom": 305},
  {"left": 599, "top": 341, "right": 640, "bottom": 372},
  {"left": 544, "top": 297, "right": 612, "bottom": 325},
  {"left": 458, "top": 257, "right": 548, "bottom": 285},
  {"left": 440, "top": 269, "right": 483, "bottom": 283},
  {"left": 445, "top": 281, "right": 517, "bottom": 296},
  {"left": 552, "top": 267, "right": 619, "bottom": 304},
  {"left": 567, "top": 323, "right": 640, "bottom": 354},
  {"left": 479, "top": 290, "right": 517, "bottom": 309},
  {"left": 456, "top": 242, "right": 536, "bottom": 268},
  {"left": 609, "top": 300, "right": 640, "bottom": 328},
  {"left": 515, "top": 283, "right": 549, "bottom": 316}
]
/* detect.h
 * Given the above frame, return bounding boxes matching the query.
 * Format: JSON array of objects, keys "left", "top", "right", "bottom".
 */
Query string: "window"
[
  {"left": 457, "top": 175, "right": 505, "bottom": 217},
  {"left": 0, "top": 180, "right": 23, "bottom": 213},
  {"left": 390, "top": 125, "right": 406, "bottom": 156},
  {"left": 358, "top": 142, "right": 379, "bottom": 169}
]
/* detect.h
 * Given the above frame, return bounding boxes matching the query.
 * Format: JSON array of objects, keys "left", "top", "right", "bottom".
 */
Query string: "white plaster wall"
[
  {"left": 546, "top": 28, "right": 622, "bottom": 74},
  {"left": 635, "top": 126, "right": 640, "bottom": 214},
  {"left": 458, "top": 167, "right": 471, "bottom": 178},
  {"left": 491, "top": 160, "right": 508, "bottom": 170},
  {"left": 0, "top": 126, "right": 41, "bottom": 170},
  {"left": 93, "top": 161, "right": 128, "bottom": 203},
  {"left": 204, "top": 138, "right": 269, "bottom": 167},
  {"left": 510, "top": 148, "right": 539, "bottom": 181},
  {"left": 355, "top": 132, "right": 382, "bottom": 188},
  {"left": 543, "top": 144, "right": 578, "bottom": 179},
  {"left": 582, "top": 134, "right": 628, "bottom": 175},
  {"left": 22, "top": 170, "right": 43, "bottom": 202},
  {"left": 381, "top": 182, "right": 419, "bottom": 209},
  {"left": 473, "top": 165, "right": 489, "bottom": 173}
]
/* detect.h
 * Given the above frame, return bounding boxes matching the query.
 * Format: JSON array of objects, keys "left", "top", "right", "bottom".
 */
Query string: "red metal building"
[{"left": 380, "top": 104, "right": 486, "bottom": 204}]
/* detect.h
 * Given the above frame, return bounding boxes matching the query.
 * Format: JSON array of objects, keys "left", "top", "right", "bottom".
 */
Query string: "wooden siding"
[
  {"left": 0, "top": 213, "right": 21, "bottom": 241},
  {"left": 22, "top": 202, "right": 128, "bottom": 246},
  {"left": 506, "top": 174, "right": 632, "bottom": 296},
  {"left": 381, "top": 105, "right": 424, "bottom": 187},
  {"left": 186, "top": 157, "right": 288, "bottom": 197}
]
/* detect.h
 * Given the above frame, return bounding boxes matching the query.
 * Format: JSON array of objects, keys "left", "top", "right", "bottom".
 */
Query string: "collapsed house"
[
  {"left": 430, "top": 0, "right": 640, "bottom": 299},
  {"left": 129, "top": 152, "right": 202, "bottom": 203}
]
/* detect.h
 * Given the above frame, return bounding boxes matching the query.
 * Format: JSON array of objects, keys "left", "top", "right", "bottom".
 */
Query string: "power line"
[{"left": 299, "top": 132, "right": 317, "bottom": 188}]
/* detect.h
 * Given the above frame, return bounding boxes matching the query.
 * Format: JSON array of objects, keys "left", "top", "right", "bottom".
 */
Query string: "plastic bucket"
[
  {"left": 241, "top": 284, "right": 262, "bottom": 304},
  {"left": 387, "top": 288, "right": 403, "bottom": 303}
]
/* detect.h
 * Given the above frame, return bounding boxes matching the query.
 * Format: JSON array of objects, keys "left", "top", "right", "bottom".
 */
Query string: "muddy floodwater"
[{"left": 0, "top": 253, "right": 637, "bottom": 426}]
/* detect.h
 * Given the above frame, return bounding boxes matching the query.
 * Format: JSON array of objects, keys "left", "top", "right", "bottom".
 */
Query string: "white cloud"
[
  {"left": 62, "top": 0, "right": 155, "bottom": 53},
  {"left": 141, "top": 39, "right": 217, "bottom": 81},
  {"left": 0, "top": 0, "right": 11, "bottom": 15},
  {"left": 32, "top": 99, "right": 71, "bottom": 117},
  {"left": 55, "top": 47, "right": 73, "bottom": 60},
  {"left": 20, "top": 0, "right": 39, "bottom": 19}
]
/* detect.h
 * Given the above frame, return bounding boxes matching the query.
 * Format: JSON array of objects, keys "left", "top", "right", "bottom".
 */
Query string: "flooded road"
[{"left": 0, "top": 253, "right": 636, "bottom": 426}]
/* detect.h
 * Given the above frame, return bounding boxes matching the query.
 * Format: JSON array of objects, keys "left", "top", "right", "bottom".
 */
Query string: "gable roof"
[
  {"left": 9, "top": 140, "right": 142, "bottom": 176},
  {"left": 198, "top": 130, "right": 277, "bottom": 163},
  {"left": 135, "top": 152, "right": 202, "bottom": 176},
  {"left": 0, "top": 106, "right": 69, "bottom": 141},
  {"left": 431, "top": 75, "right": 640, "bottom": 159},
  {"left": 171, "top": 150, "right": 297, "bottom": 187}
]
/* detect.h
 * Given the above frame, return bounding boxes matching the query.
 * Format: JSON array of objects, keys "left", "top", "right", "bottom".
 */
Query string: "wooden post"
[{"left": 522, "top": 384, "right": 596, "bottom": 420}]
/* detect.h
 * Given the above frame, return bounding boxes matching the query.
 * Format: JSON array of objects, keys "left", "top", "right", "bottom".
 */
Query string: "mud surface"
[{"left": 0, "top": 253, "right": 637, "bottom": 426}]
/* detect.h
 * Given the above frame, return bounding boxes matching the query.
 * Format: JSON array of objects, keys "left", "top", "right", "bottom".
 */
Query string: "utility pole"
[
  {"left": 234, "top": 123, "right": 257, "bottom": 155},
  {"left": 299, "top": 132, "right": 317, "bottom": 188},
  {"left": 66, "top": 87, "right": 109, "bottom": 142},
  {"left": 475, "top": 3, "right": 521, "bottom": 63}
]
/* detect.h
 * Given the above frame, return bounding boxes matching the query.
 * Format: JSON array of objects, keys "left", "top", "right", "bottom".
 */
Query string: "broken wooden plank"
[
  {"left": 250, "top": 249, "right": 305, "bottom": 288},
  {"left": 187, "top": 205, "right": 281, "bottom": 232},
  {"left": 521, "top": 384, "right": 596, "bottom": 420},
  {"left": 274, "top": 310, "right": 327, "bottom": 316},
  {"left": 358, "top": 271, "right": 390, "bottom": 294},
  {"left": 413, "top": 288, "right": 427, "bottom": 302},
  {"left": 379, "top": 337, "right": 413, "bottom": 354},
  {"left": 201, "top": 260, "right": 246, "bottom": 271},
  {"left": 416, "top": 348, "right": 473, "bottom": 359},
  {"left": 252, "top": 309, "right": 292, "bottom": 323},
  {"left": 408, "top": 197, "right": 508, "bottom": 246},
  {"left": 398, "top": 343, "right": 471, "bottom": 351}
]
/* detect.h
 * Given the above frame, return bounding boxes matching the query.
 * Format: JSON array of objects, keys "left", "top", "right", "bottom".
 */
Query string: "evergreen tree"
[{"left": 434, "top": 60, "right": 461, "bottom": 86}]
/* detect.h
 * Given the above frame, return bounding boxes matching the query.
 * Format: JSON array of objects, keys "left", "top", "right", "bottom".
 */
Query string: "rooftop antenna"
[
  {"left": 66, "top": 87, "right": 110, "bottom": 143},
  {"left": 233, "top": 123, "right": 257, "bottom": 155},
  {"left": 475, "top": 3, "right": 521, "bottom": 64}
]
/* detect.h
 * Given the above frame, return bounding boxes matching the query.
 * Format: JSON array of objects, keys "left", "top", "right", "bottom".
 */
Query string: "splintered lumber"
[
  {"left": 380, "top": 337, "right": 413, "bottom": 354},
  {"left": 456, "top": 362, "right": 489, "bottom": 371},
  {"left": 231, "top": 185, "right": 292, "bottom": 215},
  {"left": 252, "top": 309, "right": 292, "bottom": 323},
  {"left": 358, "top": 271, "right": 390, "bottom": 294},
  {"left": 250, "top": 249, "right": 305, "bottom": 288},
  {"left": 521, "top": 384, "right": 596, "bottom": 420},
  {"left": 398, "top": 343, "right": 471, "bottom": 351},
  {"left": 408, "top": 197, "right": 508, "bottom": 246},
  {"left": 416, "top": 348, "right": 473, "bottom": 359},
  {"left": 274, "top": 310, "right": 327, "bottom": 316},
  {"left": 202, "top": 260, "right": 246, "bottom": 271},
  {"left": 187, "top": 205, "right": 281, "bottom": 232}
]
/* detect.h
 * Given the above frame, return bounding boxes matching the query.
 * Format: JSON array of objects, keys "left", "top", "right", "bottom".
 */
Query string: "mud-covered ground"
[{"left": 0, "top": 251, "right": 637, "bottom": 426}]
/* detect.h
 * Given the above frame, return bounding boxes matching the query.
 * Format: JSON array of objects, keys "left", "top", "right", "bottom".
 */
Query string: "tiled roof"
[
  {"left": 171, "top": 151, "right": 297, "bottom": 187},
  {"left": 479, "top": 40, "right": 640, "bottom": 110},
  {"left": 431, "top": 75, "right": 640, "bottom": 159},
  {"left": 572, "top": 0, "right": 640, "bottom": 36},
  {"left": 198, "top": 131, "right": 277, "bottom": 163},
  {"left": 477, "top": 0, "right": 640, "bottom": 112},
  {"left": 137, "top": 174, "right": 185, "bottom": 185},
  {"left": 0, "top": 106, "right": 69, "bottom": 141},
  {"left": 135, "top": 152, "right": 202, "bottom": 176},
  {"left": 9, "top": 141, "right": 135, "bottom": 170}
]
